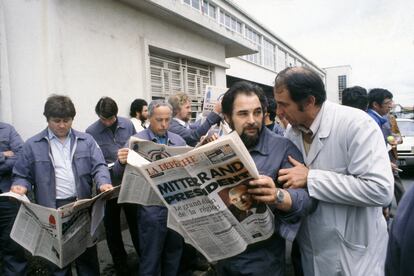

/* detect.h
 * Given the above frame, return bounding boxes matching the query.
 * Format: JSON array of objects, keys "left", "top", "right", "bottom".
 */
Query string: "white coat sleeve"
[{"left": 307, "top": 117, "right": 394, "bottom": 207}]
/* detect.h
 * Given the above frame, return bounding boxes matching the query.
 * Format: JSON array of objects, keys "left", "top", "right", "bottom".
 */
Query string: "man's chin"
[{"left": 241, "top": 132, "right": 259, "bottom": 148}]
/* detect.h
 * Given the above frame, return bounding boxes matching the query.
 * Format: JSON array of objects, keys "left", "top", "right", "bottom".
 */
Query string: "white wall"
[
  {"left": 226, "top": 57, "right": 276, "bottom": 86},
  {"left": 324, "top": 66, "right": 352, "bottom": 103},
  {"left": 1, "top": 0, "right": 228, "bottom": 139}
]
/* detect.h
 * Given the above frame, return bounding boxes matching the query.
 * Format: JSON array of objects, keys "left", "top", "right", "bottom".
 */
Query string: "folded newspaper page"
[
  {"left": 118, "top": 136, "right": 192, "bottom": 205},
  {"left": 136, "top": 132, "right": 276, "bottom": 262},
  {"left": 3, "top": 188, "right": 119, "bottom": 268}
]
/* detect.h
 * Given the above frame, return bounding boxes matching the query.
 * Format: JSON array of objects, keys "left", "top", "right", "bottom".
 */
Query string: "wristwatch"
[{"left": 276, "top": 188, "right": 285, "bottom": 204}]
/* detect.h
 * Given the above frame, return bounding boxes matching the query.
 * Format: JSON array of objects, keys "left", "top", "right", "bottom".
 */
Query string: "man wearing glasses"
[{"left": 368, "top": 89, "right": 405, "bottom": 210}]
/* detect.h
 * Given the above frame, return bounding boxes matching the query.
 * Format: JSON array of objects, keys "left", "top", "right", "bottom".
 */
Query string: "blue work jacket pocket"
[
  {"left": 0, "top": 136, "right": 9, "bottom": 151},
  {"left": 33, "top": 158, "right": 53, "bottom": 188},
  {"left": 73, "top": 151, "right": 92, "bottom": 177}
]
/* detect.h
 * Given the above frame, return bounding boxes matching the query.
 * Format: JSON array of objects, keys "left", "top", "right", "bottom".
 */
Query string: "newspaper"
[
  {"left": 0, "top": 187, "right": 119, "bottom": 268},
  {"left": 136, "top": 132, "right": 276, "bottom": 262},
  {"left": 202, "top": 85, "right": 227, "bottom": 116},
  {"left": 117, "top": 136, "right": 192, "bottom": 205}
]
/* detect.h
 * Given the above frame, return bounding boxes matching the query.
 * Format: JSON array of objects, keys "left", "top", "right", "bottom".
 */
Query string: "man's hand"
[
  {"left": 2, "top": 151, "right": 14, "bottom": 158},
  {"left": 391, "top": 162, "right": 401, "bottom": 173},
  {"left": 248, "top": 175, "right": 292, "bottom": 211},
  {"left": 10, "top": 185, "right": 27, "bottom": 195},
  {"left": 199, "top": 133, "right": 219, "bottom": 146},
  {"left": 248, "top": 175, "right": 277, "bottom": 204},
  {"left": 99, "top": 184, "right": 113, "bottom": 193},
  {"left": 117, "top": 148, "right": 129, "bottom": 165},
  {"left": 214, "top": 101, "right": 222, "bottom": 114},
  {"left": 278, "top": 156, "right": 309, "bottom": 189}
]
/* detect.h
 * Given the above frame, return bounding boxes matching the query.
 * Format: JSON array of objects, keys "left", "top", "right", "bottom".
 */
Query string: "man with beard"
[
  {"left": 215, "top": 81, "right": 313, "bottom": 276},
  {"left": 129, "top": 98, "right": 148, "bottom": 132},
  {"left": 168, "top": 92, "right": 222, "bottom": 146}
]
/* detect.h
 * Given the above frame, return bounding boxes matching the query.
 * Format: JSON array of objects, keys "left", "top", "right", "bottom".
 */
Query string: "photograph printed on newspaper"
[{"left": 136, "top": 132, "right": 276, "bottom": 262}]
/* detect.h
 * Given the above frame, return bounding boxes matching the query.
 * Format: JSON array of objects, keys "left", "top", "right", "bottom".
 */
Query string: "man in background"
[
  {"left": 368, "top": 89, "right": 405, "bottom": 206},
  {"left": 129, "top": 98, "right": 148, "bottom": 132},
  {"left": 115, "top": 100, "right": 185, "bottom": 276},
  {"left": 341, "top": 86, "right": 368, "bottom": 111},
  {"left": 0, "top": 122, "right": 27, "bottom": 275},
  {"left": 86, "top": 97, "right": 138, "bottom": 275},
  {"left": 168, "top": 92, "right": 221, "bottom": 146}
]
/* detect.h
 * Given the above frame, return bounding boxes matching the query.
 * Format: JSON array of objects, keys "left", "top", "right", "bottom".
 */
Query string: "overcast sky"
[{"left": 236, "top": 0, "right": 414, "bottom": 105}]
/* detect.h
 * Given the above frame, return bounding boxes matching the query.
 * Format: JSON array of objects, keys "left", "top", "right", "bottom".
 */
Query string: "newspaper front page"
[
  {"left": 136, "top": 132, "right": 276, "bottom": 261},
  {"left": 1, "top": 188, "right": 119, "bottom": 268},
  {"left": 117, "top": 137, "right": 192, "bottom": 205}
]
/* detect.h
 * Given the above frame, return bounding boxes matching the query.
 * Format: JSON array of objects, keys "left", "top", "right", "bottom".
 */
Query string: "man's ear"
[
  {"left": 303, "top": 95, "right": 316, "bottom": 110},
  {"left": 223, "top": 114, "right": 230, "bottom": 124},
  {"left": 372, "top": 101, "right": 381, "bottom": 111}
]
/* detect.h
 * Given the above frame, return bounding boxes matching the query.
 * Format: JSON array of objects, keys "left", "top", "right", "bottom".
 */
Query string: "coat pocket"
[{"left": 336, "top": 230, "right": 367, "bottom": 275}]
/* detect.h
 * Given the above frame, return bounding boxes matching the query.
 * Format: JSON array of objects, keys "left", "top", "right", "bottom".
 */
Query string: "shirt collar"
[
  {"left": 293, "top": 102, "right": 325, "bottom": 138},
  {"left": 174, "top": 117, "right": 189, "bottom": 127},
  {"left": 47, "top": 128, "right": 72, "bottom": 142},
  {"left": 146, "top": 128, "right": 174, "bottom": 145}
]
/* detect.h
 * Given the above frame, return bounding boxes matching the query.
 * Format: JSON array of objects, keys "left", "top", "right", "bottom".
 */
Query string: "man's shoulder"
[
  {"left": 167, "top": 131, "right": 186, "bottom": 146},
  {"left": 0, "top": 122, "right": 12, "bottom": 130},
  {"left": 85, "top": 120, "right": 101, "bottom": 133},
  {"left": 117, "top": 116, "right": 134, "bottom": 128},
  {"left": 134, "top": 129, "right": 149, "bottom": 140},
  {"left": 263, "top": 127, "right": 291, "bottom": 146},
  {"left": 72, "top": 129, "right": 95, "bottom": 142},
  {"left": 168, "top": 118, "right": 182, "bottom": 129},
  {"left": 0, "top": 122, "right": 16, "bottom": 137}
]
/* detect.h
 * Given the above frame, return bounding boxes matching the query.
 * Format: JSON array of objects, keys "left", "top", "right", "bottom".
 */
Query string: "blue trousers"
[
  {"left": 0, "top": 198, "right": 27, "bottom": 276},
  {"left": 215, "top": 234, "right": 286, "bottom": 276},
  {"left": 103, "top": 198, "right": 139, "bottom": 266},
  {"left": 46, "top": 197, "right": 100, "bottom": 276},
  {"left": 138, "top": 206, "right": 183, "bottom": 276}
]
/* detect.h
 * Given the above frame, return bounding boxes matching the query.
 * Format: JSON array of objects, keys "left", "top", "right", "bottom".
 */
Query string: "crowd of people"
[{"left": 0, "top": 66, "right": 411, "bottom": 276}]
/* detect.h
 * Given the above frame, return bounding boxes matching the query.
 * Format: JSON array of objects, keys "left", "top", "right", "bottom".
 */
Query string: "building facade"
[
  {"left": 323, "top": 65, "right": 352, "bottom": 104},
  {"left": 0, "top": 0, "right": 324, "bottom": 139}
]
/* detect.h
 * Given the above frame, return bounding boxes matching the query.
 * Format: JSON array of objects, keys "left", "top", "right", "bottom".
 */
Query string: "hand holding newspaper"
[
  {"left": 124, "top": 132, "right": 276, "bottom": 261},
  {"left": 1, "top": 187, "right": 119, "bottom": 268}
]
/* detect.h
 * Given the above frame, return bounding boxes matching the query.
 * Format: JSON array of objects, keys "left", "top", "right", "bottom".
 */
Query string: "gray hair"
[{"left": 148, "top": 100, "right": 173, "bottom": 118}]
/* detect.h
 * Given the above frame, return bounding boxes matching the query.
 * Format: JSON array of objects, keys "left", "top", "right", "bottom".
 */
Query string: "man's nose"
[
  {"left": 247, "top": 113, "right": 255, "bottom": 124},
  {"left": 276, "top": 108, "right": 284, "bottom": 117}
]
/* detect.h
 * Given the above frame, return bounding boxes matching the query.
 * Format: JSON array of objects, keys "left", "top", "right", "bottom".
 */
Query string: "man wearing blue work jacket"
[{"left": 11, "top": 95, "right": 113, "bottom": 276}]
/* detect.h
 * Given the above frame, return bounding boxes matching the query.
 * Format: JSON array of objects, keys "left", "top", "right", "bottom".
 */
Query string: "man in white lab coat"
[{"left": 274, "top": 66, "right": 393, "bottom": 276}]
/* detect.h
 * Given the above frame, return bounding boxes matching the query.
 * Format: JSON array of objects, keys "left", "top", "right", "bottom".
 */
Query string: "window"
[
  {"left": 202, "top": 1, "right": 216, "bottom": 19},
  {"left": 149, "top": 51, "right": 214, "bottom": 117},
  {"left": 183, "top": 0, "right": 201, "bottom": 10},
  {"left": 338, "top": 75, "right": 347, "bottom": 102},
  {"left": 263, "top": 39, "right": 275, "bottom": 70},
  {"left": 276, "top": 48, "right": 286, "bottom": 72},
  {"left": 287, "top": 54, "right": 295, "bottom": 67},
  {"left": 244, "top": 26, "right": 261, "bottom": 65},
  {"left": 219, "top": 10, "right": 242, "bottom": 34}
]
